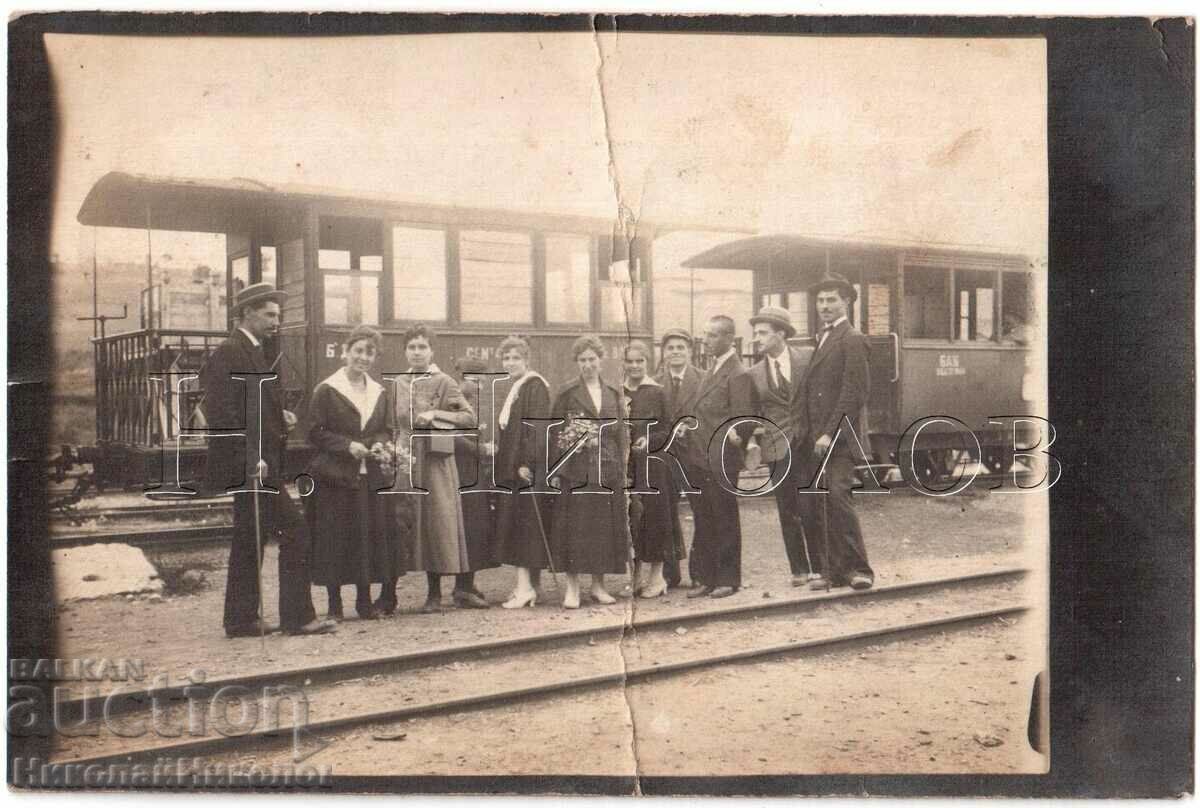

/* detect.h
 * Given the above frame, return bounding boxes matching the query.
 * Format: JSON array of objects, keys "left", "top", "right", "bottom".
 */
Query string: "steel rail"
[
  {"left": 57, "top": 602, "right": 1028, "bottom": 767},
  {"left": 56, "top": 567, "right": 1027, "bottom": 723}
]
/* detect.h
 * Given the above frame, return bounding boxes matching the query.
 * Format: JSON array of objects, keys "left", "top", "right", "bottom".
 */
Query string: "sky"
[{"left": 46, "top": 31, "right": 1048, "bottom": 267}]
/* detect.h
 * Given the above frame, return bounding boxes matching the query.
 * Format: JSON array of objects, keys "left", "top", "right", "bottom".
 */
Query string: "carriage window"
[
  {"left": 600, "top": 257, "right": 647, "bottom": 330},
  {"left": 1001, "top": 271, "right": 1035, "bottom": 345},
  {"left": 545, "top": 234, "right": 592, "bottom": 324},
  {"left": 319, "top": 215, "right": 384, "bottom": 325},
  {"left": 260, "top": 246, "right": 277, "bottom": 287},
  {"left": 231, "top": 255, "right": 250, "bottom": 297},
  {"left": 785, "top": 292, "right": 809, "bottom": 336},
  {"left": 459, "top": 230, "right": 533, "bottom": 323},
  {"left": 866, "top": 283, "right": 892, "bottom": 335},
  {"left": 323, "top": 275, "right": 379, "bottom": 325},
  {"left": 903, "top": 266, "right": 951, "bottom": 339},
  {"left": 392, "top": 226, "right": 447, "bottom": 321},
  {"left": 955, "top": 269, "right": 996, "bottom": 341}
]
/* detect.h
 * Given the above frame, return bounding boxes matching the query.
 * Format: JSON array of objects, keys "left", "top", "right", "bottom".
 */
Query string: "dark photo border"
[{"left": 8, "top": 13, "right": 1194, "bottom": 797}]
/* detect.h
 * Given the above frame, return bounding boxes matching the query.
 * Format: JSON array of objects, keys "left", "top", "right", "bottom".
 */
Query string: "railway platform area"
[{"left": 45, "top": 491, "right": 1045, "bottom": 776}]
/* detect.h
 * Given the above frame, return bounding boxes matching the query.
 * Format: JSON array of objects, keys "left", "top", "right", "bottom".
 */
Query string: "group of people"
[{"left": 202, "top": 272, "right": 874, "bottom": 640}]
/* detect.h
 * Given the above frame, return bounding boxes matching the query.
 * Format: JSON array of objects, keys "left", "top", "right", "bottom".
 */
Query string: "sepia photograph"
[{"left": 6, "top": 13, "right": 1191, "bottom": 796}]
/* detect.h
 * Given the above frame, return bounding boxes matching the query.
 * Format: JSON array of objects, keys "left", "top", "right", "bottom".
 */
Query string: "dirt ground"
[
  {"left": 52, "top": 491, "right": 1041, "bottom": 684},
  {"left": 202, "top": 616, "right": 1043, "bottom": 779},
  {"left": 47, "top": 490, "right": 1046, "bottom": 778}
]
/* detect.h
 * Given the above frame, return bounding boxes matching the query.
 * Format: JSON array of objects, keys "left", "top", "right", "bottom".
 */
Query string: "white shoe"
[
  {"left": 590, "top": 588, "right": 616, "bottom": 605},
  {"left": 501, "top": 590, "right": 537, "bottom": 609}
]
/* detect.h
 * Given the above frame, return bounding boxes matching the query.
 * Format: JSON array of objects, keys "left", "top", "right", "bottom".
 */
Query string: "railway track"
[
  {"left": 50, "top": 524, "right": 232, "bottom": 550},
  {"left": 52, "top": 567, "right": 1029, "bottom": 766}
]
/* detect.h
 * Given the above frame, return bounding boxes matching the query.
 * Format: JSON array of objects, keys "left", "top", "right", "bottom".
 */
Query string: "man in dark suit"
[
  {"left": 679, "top": 316, "right": 754, "bottom": 599},
  {"left": 201, "top": 282, "right": 335, "bottom": 638},
  {"left": 796, "top": 273, "right": 875, "bottom": 591},
  {"left": 747, "top": 306, "right": 820, "bottom": 587},
  {"left": 653, "top": 327, "right": 704, "bottom": 589}
]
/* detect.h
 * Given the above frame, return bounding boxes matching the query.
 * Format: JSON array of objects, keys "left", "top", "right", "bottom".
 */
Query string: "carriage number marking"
[{"left": 936, "top": 353, "right": 966, "bottom": 377}]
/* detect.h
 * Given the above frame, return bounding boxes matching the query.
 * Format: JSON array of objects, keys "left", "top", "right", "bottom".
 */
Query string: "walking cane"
[
  {"left": 252, "top": 465, "right": 266, "bottom": 651},
  {"left": 529, "top": 495, "right": 559, "bottom": 592}
]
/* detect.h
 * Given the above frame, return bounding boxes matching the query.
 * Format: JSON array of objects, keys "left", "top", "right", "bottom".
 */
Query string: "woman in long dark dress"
[
  {"left": 549, "top": 335, "right": 631, "bottom": 609},
  {"left": 305, "top": 325, "right": 398, "bottom": 620},
  {"left": 622, "top": 340, "right": 677, "bottom": 599},
  {"left": 452, "top": 357, "right": 499, "bottom": 583},
  {"left": 488, "top": 335, "right": 554, "bottom": 609}
]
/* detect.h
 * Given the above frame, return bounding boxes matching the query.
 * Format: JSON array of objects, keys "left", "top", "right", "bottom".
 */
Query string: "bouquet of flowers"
[
  {"left": 556, "top": 411, "right": 603, "bottom": 453},
  {"left": 369, "top": 440, "right": 412, "bottom": 479}
]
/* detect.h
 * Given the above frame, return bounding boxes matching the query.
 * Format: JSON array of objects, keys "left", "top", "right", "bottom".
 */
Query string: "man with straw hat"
[
  {"left": 202, "top": 282, "right": 336, "bottom": 638},
  {"left": 747, "top": 305, "right": 821, "bottom": 588}
]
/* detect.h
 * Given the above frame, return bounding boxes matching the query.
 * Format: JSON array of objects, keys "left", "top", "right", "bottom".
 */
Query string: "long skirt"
[
  {"left": 307, "top": 478, "right": 402, "bottom": 586},
  {"left": 460, "top": 490, "right": 498, "bottom": 572},
  {"left": 552, "top": 484, "right": 630, "bottom": 575},
  {"left": 407, "top": 453, "right": 473, "bottom": 574},
  {"left": 630, "top": 462, "right": 683, "bottom": 563},
  {"left": 492, "top": 482, "right": 556, "bottom": 569}
]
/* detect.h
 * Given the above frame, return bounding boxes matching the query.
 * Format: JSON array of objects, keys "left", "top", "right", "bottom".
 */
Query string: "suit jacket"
[
  {"left": 677, "top": 352, "right": 754, "bottom": 476},
  {"left": 654, "top": 364, "right": 704, "bottom": 427},
  {"left": 747, "top": 346, "right": 805, "bottom": 463},
  {"left": 797, "top": 320, "right": 872, "bottom": 461},
  {"left": 201, "top": 329, "right": 288, "bottom": 490}
]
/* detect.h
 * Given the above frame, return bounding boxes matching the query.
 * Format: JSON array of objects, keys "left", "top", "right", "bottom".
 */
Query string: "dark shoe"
[
  {"left": 808, "top": 575, "right": 831, "bottom": 592},
  {"left": 355, "top": 603, "right": 380, "bottom": 620},
  {"left": 452, "top": 589, "right": 489, "bottom": 609},
  {"left": 686, "top": 585, "right": 714, "bottom": 599},
  {"left": 469, "top": 586, "right": 488, "bottom": 601},
  {"left": 373, "top": 597, "right": 397, "bottom": 616},
  {"left": 709, "top": 586, "right": 739, "bottom": 599},
  {"left": 791, "top": 576, "right": 807, "bottom": 588},
  {"left": 419, "top": 597, "right": 443, "bottom": 614},
  {"left": 284, "top": 618, "right": 338, "bottom": 636},
  {"left": 849, "top": 574, "right": 873, "bottom": 591},
  {"left": 225, "top": 619, "right": 279, "bottom": 638}
]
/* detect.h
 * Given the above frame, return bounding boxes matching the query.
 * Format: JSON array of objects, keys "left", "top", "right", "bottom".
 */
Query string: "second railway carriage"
[
  {"left": 681, "top": 234, "right": 1041, "bottom": 485},
  {"left": 76, "top": 172, "right": 713, "bottom": 488}
]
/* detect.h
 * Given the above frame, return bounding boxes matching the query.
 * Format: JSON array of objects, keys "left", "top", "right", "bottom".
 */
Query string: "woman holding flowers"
[
  {"left": 305, "top": 325, "right": 400, "bottom": 621},
  {"left": 549, "top": 335, "right": 631, "bottom": 609}
]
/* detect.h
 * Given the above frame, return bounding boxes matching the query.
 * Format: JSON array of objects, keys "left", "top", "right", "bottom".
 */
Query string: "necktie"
[
  {"left": 671, "top": 375, "right": 681, "bottom": 410},
  {"left": 774, "top": 358, "right": 788, "bottom": 397},
  {"left": 817, "top": 325, "right": 834, "bottom": 349}
]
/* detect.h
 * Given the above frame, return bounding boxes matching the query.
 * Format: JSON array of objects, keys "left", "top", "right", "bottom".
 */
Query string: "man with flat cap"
[
  {"left": 202, "top": 282, "right": 336, "bottom": 638},
  {"left": 796, "top": 273, "right": 875, "bottom": 591},
  {"left": 747, "top": 305, "right": 821, "bottom": 587},
  {"left": 653, "top": 327, "right": 704, "bottom": 588}
]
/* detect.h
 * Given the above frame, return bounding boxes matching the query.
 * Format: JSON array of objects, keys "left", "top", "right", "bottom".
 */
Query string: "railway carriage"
[
  {"left": 75, "top": 172, "right": 690, "bottom": 488},
  {"left": 72, "top": 172, "right": 1038, "bottom": 490},
  {"left": 681, "top": 235, "right": 1040, "bottom": 485}
]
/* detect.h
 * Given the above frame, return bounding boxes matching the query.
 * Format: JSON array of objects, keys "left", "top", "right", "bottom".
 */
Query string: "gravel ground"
[
  {"left": 187, "top": 615, "right": 1043, "bottom": 780},
  {"left": 47, "top": 490, "right": 1046, "bottom": 778}
]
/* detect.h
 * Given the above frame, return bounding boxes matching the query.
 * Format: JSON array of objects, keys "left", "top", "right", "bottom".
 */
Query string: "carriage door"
[{"left": 859, "top": 259, "right": 900, "bottom": 440}]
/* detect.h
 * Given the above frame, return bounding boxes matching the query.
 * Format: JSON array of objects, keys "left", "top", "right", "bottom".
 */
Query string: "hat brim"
[
  {"left": 807, "top": 280, "right": 856, "bottom": 302},
  {"left": 749, "top": 316, "right": 797, "bottom": 339},
  {"left": 237, "top": 289, "right": 288, "bottom": 309}
]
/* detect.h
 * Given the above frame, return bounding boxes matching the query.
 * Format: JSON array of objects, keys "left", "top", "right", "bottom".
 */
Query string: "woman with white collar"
[
  {"left": 305, "top": 325, "right": 397, "bottom": 621},
  {"left": 488, "top": 335, "right": 554, "bottom": 609},
  {"left": 381, "top": 323, "right": 484, "bottom": 615},
  {"left": 622, "top": 340, "right": 677, "bottom": 599}
]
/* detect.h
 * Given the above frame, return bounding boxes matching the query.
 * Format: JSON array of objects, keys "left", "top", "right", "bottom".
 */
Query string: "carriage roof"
[
  {"left": 681, "top": 233, "right": 1031, "bottom": 272},
  {"left": 76, "top": 171, "right": 719, "bottom": 238}
]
